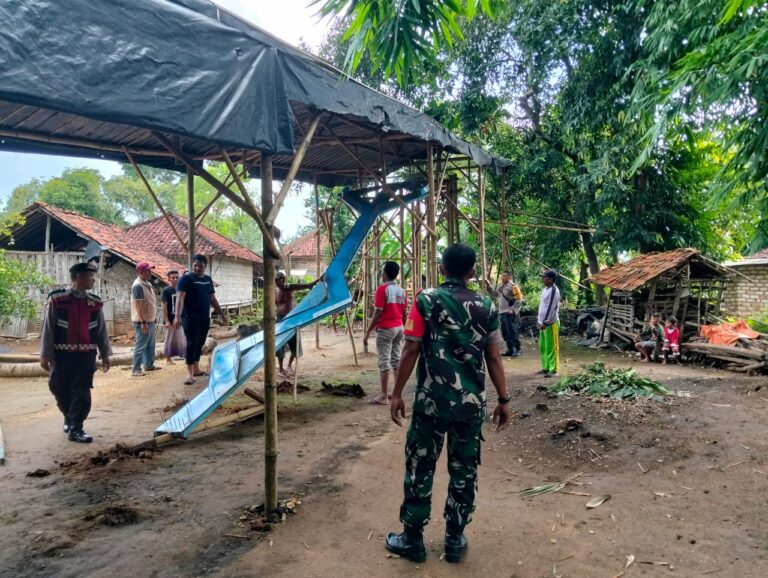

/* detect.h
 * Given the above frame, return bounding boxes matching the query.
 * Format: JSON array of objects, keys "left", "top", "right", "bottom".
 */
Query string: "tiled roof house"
[
  {"left": 126, "top": 214, "right": 262, "bottom": 306},
  {"left": 281, "top": 230, "right": 329, "bottom": 277}
]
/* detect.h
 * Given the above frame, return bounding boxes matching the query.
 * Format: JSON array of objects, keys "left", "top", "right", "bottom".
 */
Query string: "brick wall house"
[{"left": 722, "top": 249, "right": 768, "bottom": 318}]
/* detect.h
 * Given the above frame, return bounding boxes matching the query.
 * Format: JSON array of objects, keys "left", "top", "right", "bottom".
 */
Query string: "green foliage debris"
[{"left": 550, "top": 362, "right": 672, "bottom": 400}]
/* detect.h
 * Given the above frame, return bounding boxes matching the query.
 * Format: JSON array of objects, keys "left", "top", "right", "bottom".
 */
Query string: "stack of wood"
[{"left": 681, "top": 335, "right": 768, "bottom": 373}]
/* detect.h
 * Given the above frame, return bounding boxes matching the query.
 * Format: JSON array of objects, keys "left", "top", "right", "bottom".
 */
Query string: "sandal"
[
  {"left": 184, "top": 377, "right": 195, "bottom": 385},
  {"left": 368, "top": 395, "right": 388, "bottom": 405}
]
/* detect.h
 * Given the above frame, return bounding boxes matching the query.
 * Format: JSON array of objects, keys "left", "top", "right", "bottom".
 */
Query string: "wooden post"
[
  {"left": 186, "top": 169, "right": 195, "bottom": 271},
  {"left": 261, "top": 155, "right": 279, "bottom": 513},
  {"left": 44, "top": 213, "right": 52, "bottom": 279},
  {"left": 314, "top": 176, "right": 321, "bottom": 350},
  {"left": 44, "top": 214, "right": 51, "bottom": 252}
]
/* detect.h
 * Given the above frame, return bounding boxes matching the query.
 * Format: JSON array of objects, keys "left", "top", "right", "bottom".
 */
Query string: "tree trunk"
[{"left": 580, "top": 231, "right": 604, "bottom": 306}]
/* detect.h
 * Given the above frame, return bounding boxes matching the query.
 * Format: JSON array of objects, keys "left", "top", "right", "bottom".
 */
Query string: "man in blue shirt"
[{"left": 173, "top": 254, "right": 227, "bottom": 385}]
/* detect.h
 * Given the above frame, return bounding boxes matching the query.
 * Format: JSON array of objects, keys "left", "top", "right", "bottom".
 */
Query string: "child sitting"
[{"left": 662, "top": 316, "right": 681, "bottom": 364}]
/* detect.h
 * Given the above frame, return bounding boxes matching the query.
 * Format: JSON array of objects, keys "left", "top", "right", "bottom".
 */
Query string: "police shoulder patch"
[{"left": 47, "top": 288, "right": 67, "bottom": 299}]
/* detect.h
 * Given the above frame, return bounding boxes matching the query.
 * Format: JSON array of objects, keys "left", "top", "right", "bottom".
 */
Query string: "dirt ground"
[{"left": 1, "top": 332, "right": 767, "bottom": 578}]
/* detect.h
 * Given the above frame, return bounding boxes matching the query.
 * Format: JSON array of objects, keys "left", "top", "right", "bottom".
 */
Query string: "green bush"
[{"left": 0, "top": 250, "right": 52, "bottom": 322}]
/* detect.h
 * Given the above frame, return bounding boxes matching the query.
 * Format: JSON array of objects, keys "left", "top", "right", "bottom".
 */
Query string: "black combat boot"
[
  {"left": 68, "top": 427, "right": 93, "bottom": 444},
  {"left": 385, "top": 525, "right": 426, "bottom": 562},
  {"left": 444, "top": 523, "right": 468, "bottom": 563}
]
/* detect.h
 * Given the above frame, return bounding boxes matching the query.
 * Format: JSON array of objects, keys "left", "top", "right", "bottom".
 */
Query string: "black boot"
[
  {"left": 444, "top": 524, "right": 468, "bottom": 563},
  {"left": 68, "top": 427, "right": 93, "bottom": 444},
  {"left": 63, "top": 418, "right": 70, "bottom": 434},
  {"left": 385, "top": 526, "right": 426, "bottom": 562}
]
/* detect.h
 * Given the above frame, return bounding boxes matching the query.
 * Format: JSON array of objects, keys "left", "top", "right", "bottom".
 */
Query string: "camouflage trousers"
[{"left": 400, "top": 412, "right": 483, "bottom": 530}]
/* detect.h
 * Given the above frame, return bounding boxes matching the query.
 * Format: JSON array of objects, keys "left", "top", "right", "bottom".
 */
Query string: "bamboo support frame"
[
  {"left": 186, "top": 168, "right": 195, "bottom": 270},
  {"left": 478, "top": 167, "right": 489, "bottom": 290},
  {"left": 261, "top": 155, "right": 278, "bottom": 513},
  {"left": 319, "top": 120, "right": 436, "bottom": 237},
  {"left": 152, "top": 132, "right": 281, "bottom": 259},
  {"left": 124, "top": 147, "right": 189, "bottom": 254},
  {"left": 266, "top": 114, "right": 321, "bottom": 225}
]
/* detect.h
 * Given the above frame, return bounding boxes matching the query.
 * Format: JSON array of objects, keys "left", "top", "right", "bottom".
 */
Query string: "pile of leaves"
[{"left": 550, "top": 362, "right": 672, "bottom": 400}]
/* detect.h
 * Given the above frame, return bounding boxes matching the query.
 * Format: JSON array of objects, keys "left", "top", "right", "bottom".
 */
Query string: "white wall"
[{"left": 209, "top": 256, "right": 254, "bottom": 305}]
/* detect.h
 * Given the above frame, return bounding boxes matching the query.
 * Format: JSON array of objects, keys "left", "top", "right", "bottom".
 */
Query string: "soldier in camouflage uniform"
[{"left": 387, "top": 243, "right": 512, "bottom": 563}]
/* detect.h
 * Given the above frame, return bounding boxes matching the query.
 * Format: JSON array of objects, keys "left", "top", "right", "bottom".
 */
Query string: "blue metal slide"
[{"left": 156, "top": 184, "right": 427, "bottom": 438}]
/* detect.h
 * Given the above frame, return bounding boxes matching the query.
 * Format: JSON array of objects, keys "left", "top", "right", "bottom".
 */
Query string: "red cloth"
[
  {"left": 374, "top": 282, "right": 407, "bottom": 329},
  {"left": 404, "top": 299, "right": 425, "bottom": 339},
  {"left": 700, "top": 320, "right": 760, "bottom": 346}
]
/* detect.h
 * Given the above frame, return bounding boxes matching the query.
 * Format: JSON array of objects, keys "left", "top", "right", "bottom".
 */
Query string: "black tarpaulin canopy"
[{"left": 0, "top": 0, "right": 508, "bottom": 185}]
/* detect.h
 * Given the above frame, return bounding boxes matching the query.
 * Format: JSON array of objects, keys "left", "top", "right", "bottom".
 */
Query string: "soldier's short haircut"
[
  {"left": 193, "top": 254, "right": 208, "bottom": 265},
  {"left": 383, "top": 261, "right": 400, "bottom": 280},
  {"left": 442, "top": 243, "right": 476, "bottom": 278}
]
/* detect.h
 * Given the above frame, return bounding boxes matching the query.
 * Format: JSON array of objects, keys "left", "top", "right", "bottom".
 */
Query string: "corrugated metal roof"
[{"left": 589, "top": 248, "right": 729, "bottom": 291}]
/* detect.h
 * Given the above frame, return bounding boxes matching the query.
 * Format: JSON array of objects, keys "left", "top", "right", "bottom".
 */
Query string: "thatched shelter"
[{"left": 590, "top": 248, "right": 733, "bottom": 343}]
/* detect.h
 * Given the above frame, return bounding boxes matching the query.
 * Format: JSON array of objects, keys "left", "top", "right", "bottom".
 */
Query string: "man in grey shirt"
[
  {"left": 495, "top": 271, "right": 523, "bottom": 357},
  {"left": 40, "top": 262, "right": 111, "bottom": 443}
]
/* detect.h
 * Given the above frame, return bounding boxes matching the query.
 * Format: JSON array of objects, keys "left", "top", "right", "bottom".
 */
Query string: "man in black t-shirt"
[
  {"left": 161, "top": 270, "right": 179, "bottom": 364},
  {"left": 173, "top": 255, "right": 227, "bottom": 384}
]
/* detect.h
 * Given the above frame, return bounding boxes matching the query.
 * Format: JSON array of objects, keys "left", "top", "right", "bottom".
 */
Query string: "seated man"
[{"left": 634, "top": 312, "right": 664, "bottom": 362}]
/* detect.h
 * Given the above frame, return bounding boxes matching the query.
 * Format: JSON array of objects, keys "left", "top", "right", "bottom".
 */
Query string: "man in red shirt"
[{"left": 363, "top": 261, "right": 408, "bottom": 405}]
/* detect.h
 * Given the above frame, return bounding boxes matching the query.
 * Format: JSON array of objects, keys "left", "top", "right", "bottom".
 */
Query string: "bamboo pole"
[
  {"left": 478, "top": 167, "right": 489, "bottom": 290},
  {"left": 152, "top": 132, "right": 280, "bottom": 259},
  {"left": 266, "top": 114, "right": 321, "bottom": 225},
  {"left": 499, "top": 171, "right": 509, "bottom": 273},
  {"left": 426, "top": 143, "right": 437, "bottom": 287},
  {"left": 261, "top": 154, "right": 279, "bottom": 513},
  {"left": 479, "top": 218, "right": 596, "bottom": 234},
  {"left": 441, "top": 192, "right": 482, "bottom": 235},
  {"left": 319, "top": 120, "right": 436, "bottom": 237},
  {"left": 186, "top": 169, "right": 195, "bottom": 271},
  {"left": 124, "top": 147, "right": 189, "bottom": 254},
  {"left": 293, "top": 328, "right": 300, "bottom": 404},
  {"left": 314, "top": 176, "right": 321, "bottom": 350},
  {"left": 320, "top": 210, "right": 358, "bottom": 365},
  {"left": 399, "top": 207, "right": 406, "bottom": 296}
]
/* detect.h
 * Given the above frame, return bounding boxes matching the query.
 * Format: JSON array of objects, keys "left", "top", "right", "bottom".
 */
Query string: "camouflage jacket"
[{"left": 404, "top": 279, "right": 501, "bottom": 422}]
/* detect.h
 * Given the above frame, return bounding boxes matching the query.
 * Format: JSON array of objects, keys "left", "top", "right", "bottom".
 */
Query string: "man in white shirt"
[{"left": 537, "top": 270, "right": 560, "bottom": 377}]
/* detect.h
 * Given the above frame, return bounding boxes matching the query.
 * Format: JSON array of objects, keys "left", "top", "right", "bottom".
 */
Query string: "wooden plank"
[
  {"left": 243, "top": 387, "right": 265, "bottom": 403},
  {"left": 680, "top": 342, "right": 766, "bottom": 361}
]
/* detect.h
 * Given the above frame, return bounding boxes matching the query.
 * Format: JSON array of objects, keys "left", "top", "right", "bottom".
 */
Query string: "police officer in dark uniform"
[{"left": 40, "top": 262, "right": 112, "bottom": 443}]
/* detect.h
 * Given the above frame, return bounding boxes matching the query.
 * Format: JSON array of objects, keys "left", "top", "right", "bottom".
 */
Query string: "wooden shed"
[
  {"left": 590, "top": 248, "right": 734, "bottom": 343},
  {"left": 0, "top": 202, "right": 184, "bottom": 337}
]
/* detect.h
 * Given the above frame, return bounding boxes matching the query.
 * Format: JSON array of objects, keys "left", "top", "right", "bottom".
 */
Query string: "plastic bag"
[{"left": 164, "top": 324, "right": 186, "bottom": 358}]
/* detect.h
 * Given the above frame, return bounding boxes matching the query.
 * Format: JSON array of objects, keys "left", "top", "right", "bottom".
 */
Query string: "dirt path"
[{"left": 1, "top": 334, "right": 767, "bottom": 577}]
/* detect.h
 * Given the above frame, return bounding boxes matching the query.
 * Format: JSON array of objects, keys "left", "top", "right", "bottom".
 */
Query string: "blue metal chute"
[{"left": 155, "top": 183, "right": 427, "bottom": 438}]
